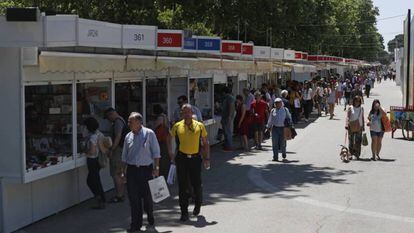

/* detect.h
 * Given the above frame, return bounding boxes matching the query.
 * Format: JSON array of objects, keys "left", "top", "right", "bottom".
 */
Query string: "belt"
[
  {"left": 178, "top": 151, "right": 199, "bottom": 158},
  {"left": 127, "top": 164, "right": 152, "bottom": 168}
]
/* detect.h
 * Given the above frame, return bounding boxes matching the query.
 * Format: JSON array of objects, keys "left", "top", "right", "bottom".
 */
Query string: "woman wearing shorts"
[{"left": 367, "top": 99, "right": 386, "bottom": 161}]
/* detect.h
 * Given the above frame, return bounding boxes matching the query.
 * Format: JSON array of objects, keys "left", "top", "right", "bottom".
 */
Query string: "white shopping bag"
[
  {"left": 167, "top": 164, "right": 176, "bottom": 185},
  {"left": 148, "top": 176, "right": 170, "bottom": 203}
]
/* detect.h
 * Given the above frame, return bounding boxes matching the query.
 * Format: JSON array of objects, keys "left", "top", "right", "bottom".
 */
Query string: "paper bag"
[
  {"left": 167, "top": 164, "right": 176, "bottom": 185},
  {"left": 148, "top": 176, "right": 170, "bottom": 203}
]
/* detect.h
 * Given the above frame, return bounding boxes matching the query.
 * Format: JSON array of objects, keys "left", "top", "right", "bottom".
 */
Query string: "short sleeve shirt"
[
  {"left": 170, "top": 119, "right": 208, "bottom": 154},
  {"left": 251, "top": 100, "right": 268, "bottom": 123}
]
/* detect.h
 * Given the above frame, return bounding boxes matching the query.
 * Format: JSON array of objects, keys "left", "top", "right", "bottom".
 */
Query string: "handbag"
[
  {"left": 97, "top": 132, "right": 112, "bottom": 168},
  {"left": 381, "top": 112, "right": 392, "bottom": 132},
  {"left": 348, "top": 108, "right": 362, "bottom": 133},
  {"left": 148, "top": 176, "right": 170, "bottom": 203},
  {"left": 284, "top": 127, "right": 292, "bottom": 140},
  {"left": 362, "top": 133, "right": 368, "bottom": 146},
  {"left": 167, "top": 164, "right": 176, "bottom": 185}
]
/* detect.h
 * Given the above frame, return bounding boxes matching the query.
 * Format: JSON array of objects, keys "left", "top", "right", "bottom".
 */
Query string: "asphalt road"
[{"left": 21, "top": 80, "right": 414, "bottom": 233}]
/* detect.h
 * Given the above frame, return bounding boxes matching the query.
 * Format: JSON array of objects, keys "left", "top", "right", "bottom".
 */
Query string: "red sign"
[
  {"left": 295, "top": 52, "right": 302, "bottom": 59},
  {"left": 157, "top": 32, "right": 182, "bottom": 48},
  {"left": 222, "top": 42, "right": 242, "bottom": 53},
  {"left": 242, "top": 44, "right": 253, "bottom": 55},
  {"left": 308, "top": 55, "right": 317, "bottom": 61},
  {"left": 302, "top": 53, "right": 308, "bottom": 60}
]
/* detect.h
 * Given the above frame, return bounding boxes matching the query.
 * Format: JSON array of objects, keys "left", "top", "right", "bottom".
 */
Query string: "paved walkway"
[{"left": 20, "top": 80, "right": 414, "bottom": 233}]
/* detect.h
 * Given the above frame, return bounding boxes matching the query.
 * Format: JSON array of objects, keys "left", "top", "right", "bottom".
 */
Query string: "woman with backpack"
[
  {"left": 345, "top": 96, "right": 365, "bottom": 160},
  {"left": 83, "top": 117, "right": 107, "bottom": 209},
  {"left": 266, "top": 98, "right": 292, "bottom": 162}
]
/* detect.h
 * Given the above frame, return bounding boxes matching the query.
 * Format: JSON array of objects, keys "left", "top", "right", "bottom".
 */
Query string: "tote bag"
[{"left": 148, "top": 176, "right": 170, "bottom": 203}]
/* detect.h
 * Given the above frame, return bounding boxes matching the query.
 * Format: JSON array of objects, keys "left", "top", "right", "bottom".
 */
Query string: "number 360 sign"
[
  {"left": 157, "top": 29, "right": 183, "bottom": 50},
  {"left": 122, "top": 25, "right": 157, "bottom": 50}
]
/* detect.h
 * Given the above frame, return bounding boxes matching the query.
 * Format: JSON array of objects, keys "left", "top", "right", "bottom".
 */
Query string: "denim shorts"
[{"left": 370, "top": 131, "right": 384, "bottom": 138}]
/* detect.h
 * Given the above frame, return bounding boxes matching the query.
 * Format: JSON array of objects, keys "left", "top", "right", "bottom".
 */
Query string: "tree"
[{"left": 387, "top": 34, "right": 404, "bottom": 52}]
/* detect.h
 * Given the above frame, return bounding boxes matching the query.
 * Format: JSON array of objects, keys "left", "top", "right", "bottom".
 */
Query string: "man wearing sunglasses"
[{"left": 168, "top": 104, "right": 210, "bottom": 222}]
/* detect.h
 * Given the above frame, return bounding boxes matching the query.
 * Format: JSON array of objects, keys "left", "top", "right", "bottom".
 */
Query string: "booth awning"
[
  {"left": 156, "top": 56, "right": 198, "bottom": 70},
  {"left": 222, "top": 60, "right": 255, "bottom": 73},
  {"left": 288, "top": 63, "right": 316, "bottom": 73},
  {"left": 196, "top": 58, "right": 221, "bottom": 70},
  {"left": 256, "top": 61, "right": 272, "bottom": 73},
  {"left": 39, "top": 52, "right": 126, "bottom": 73},
  {"left": 126, "top": 55, "right": 156, "bottom": 71}
]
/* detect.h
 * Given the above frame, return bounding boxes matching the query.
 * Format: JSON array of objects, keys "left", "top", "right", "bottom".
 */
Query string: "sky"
[{"left": 373, "top": 0, "right": 414, "bottom": 50}]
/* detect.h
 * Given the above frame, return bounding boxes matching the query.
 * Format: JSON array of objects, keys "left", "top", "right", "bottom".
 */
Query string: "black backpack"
[{"left": 115, "top": 118, "right": 129, "bottom": 147}]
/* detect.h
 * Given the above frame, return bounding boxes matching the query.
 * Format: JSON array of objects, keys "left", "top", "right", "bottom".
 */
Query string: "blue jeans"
[
  {"left": 221, "top": 118, "right": 233, "bottom": 148},
  {"left": 271, "top": 127, "right": 286, "bottom": 159}
]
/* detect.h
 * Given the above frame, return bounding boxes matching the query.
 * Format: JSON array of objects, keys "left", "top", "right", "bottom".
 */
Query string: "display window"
[
  {"left": 239, "top": 80, "right": 248, "bottom": 94},
  {"left": 76, "top": 82, "right": 112, "bottom": 156},
  {"left": 25, "top": 84, "right": 73, "bottom": 172},
  {"left": 227, "top": 76, "right": 238, "bottom": 95},
  {"left": 115, "top": 81, "right": 143, "bottom": 121},
  {"left": 146, "top": 78, "right": 168, "bottom": 129},
  {"left": 169, "top": 77, "right": 188, "bottom": 122},
  {"left": 190, "top": 78, "right": 213, "bottom": 120},
  {"left": 213, "top": 83, "right": 227, "bottom": 116}
]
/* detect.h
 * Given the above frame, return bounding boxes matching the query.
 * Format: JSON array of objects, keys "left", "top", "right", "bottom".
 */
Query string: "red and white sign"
[
  {"left": 302, "top": 53, "right": 308, "bottom": 60},
  {"left": 271, "top": 48, "right": 284, "bottom": 60},
  {"left": 254, "top": 46, "right": 271, "bottom": 59},
  {"left": 242, "top": 43, "right": 254, "bottom": 56},
  {"left": 221, "top": 40, "right": 242, "bottom": 54},
  {"left": 295, "top": 52, "right": 302, "bottom": 60},
  {"left": 157, "top": 29, "right": 183, "bottom": 50}
]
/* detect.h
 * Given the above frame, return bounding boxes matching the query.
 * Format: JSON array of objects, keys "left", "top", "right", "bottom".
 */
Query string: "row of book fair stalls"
[
  {"left": 0, "top": 48, "right": 315, "bottom": 233},
  {"left": 0, "top": 13, "right": 355, "bottom": 232}
]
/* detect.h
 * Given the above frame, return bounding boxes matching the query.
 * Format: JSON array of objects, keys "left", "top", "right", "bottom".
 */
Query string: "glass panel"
[
  {"left": 169, "top": 77, "right": 187, "bottom": 122},
  {"left": 76, "top": 82, "right": 112, "bottom": 156},
  {"left": 239, "top": 80, "right": 248, "bottom": 95},
  {"left": 190, "top": 78, "right": 213, "bottom": 120},
  {"left": 146, "top": 78, "right": 168, "bottom": 129},
  {"left": 25, "top": 84, "right": 73, "bottom": 172},
  {"left": 213, "top": 83, "right": 227, "bottom": 116},
  {"left": 115, "top": 82, "right": 143, "bottom": 121}
]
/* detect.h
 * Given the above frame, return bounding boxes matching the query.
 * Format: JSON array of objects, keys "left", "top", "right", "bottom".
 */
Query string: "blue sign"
[
  {"left": 184, "top": 38, "right": 197, "bottom": 50},
  {"left": 197, "top": 38, "right": 221, "bottom": 51}
]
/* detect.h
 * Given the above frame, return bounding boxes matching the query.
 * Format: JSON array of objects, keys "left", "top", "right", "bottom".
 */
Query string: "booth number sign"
[{"left": 134, "top": 33, "right": 145, "bottom": 41}]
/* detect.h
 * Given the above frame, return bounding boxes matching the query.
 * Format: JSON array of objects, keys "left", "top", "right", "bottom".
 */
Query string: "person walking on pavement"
[
  {"left": 235, "top": 95, "right": 250, "bottom": 151},
  {"left": 105, "top": 107, "right": 127, "bottom": 203},
  {"left": 83, "top": 117, "right": 106, "bottom": 209},
  {"left": 345, "top": 96, "right": 365, "bottom": 160},
  {"left": 365, "top": 76, "right": 373, "bottom": 98},
  {"left": 302, "top": 82, "right": 313, "bottom": 122},
  {"left": 266, "top": 98, "right": 292, "bottom": 161},
  {"left": 251, "top": 91, "right": 269, "bottom": 150},
  {"left": 122, "top": 112, "right": 161, "bottom": 232},
  {"left": 168, "top": 104, "right": 211, "bottom": 222},
  {"left": 327, "top": 83, "right": 337, "bottom": 120},
  {"left": 173, "top": 95, "right": 203, "bottom": 124},
  {"left": 344, "top": 80, "right": 352, "bottom": 111},
  {"left": 221, "top": 86, "right": 236, "bottom": 151},
  {"left": 367, "top": 99, "right": 386, "bottom": 161},
  {"left": 153, "top": 104, "right": 171, "bottom": 178}
]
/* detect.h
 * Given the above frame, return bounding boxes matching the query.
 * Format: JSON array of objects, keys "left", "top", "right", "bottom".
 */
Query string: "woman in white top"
[
  {"left": 84, "top": 117, "right": 106, "bottom": 209},
  {"left": 367, "top": 99, "right": 386, "bottom": 161},
  {"left": 345, "top": 96, "right": 365, "bottom": 159},
  {"left": 327, "top": 83, "right": 337, "bottom": 120},
  {"left": 302, "top": 82, "right": 314, "bottom": 122}
]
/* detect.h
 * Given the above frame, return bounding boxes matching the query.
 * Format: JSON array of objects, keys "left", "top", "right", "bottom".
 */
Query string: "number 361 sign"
[{"left": 122, "top": 25, "right": 157, "bottom": 50}]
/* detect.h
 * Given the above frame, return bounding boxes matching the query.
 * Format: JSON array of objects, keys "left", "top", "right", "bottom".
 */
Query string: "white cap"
[{"left": 275, "top": 98, "right": 283, "bottom": 102}]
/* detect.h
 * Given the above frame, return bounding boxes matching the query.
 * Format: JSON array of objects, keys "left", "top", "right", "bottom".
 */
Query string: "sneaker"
[
  {"left": 109, "top": 196, "right": 124, "bottom": 203},
  {"left": 193, "top": 206, "right": 201, "bottom": 216},
  {"left": 282, "top": 154, "right": 286, "bottom": 159},
  {"left": 180, "top": 212, "right": 189, "bottom": 222},
  {"left": 127, "top": 226, "right": 141, "bottom": 232}
]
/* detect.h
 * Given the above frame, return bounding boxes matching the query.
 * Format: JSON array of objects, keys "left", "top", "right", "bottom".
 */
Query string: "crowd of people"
[{"left": 79, "top": 66, "right": 393, "bottom": 232}]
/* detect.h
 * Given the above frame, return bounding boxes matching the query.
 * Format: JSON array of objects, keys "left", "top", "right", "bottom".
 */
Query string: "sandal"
[{"left": 109, "top": 196, "right": 125, "bottom": 203}]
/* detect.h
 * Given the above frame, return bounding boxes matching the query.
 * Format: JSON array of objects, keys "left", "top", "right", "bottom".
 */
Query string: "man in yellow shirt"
[{"left": 168, "top": 104, "right": 210, "bottom": 222}]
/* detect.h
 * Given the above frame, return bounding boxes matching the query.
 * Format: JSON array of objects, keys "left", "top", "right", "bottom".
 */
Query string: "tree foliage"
[
  {"left": 387, "top": 34, "right": 404, "bottom": 52},
  {"left": 0, "top": 0, "right": 387, "bottom": 62}
]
